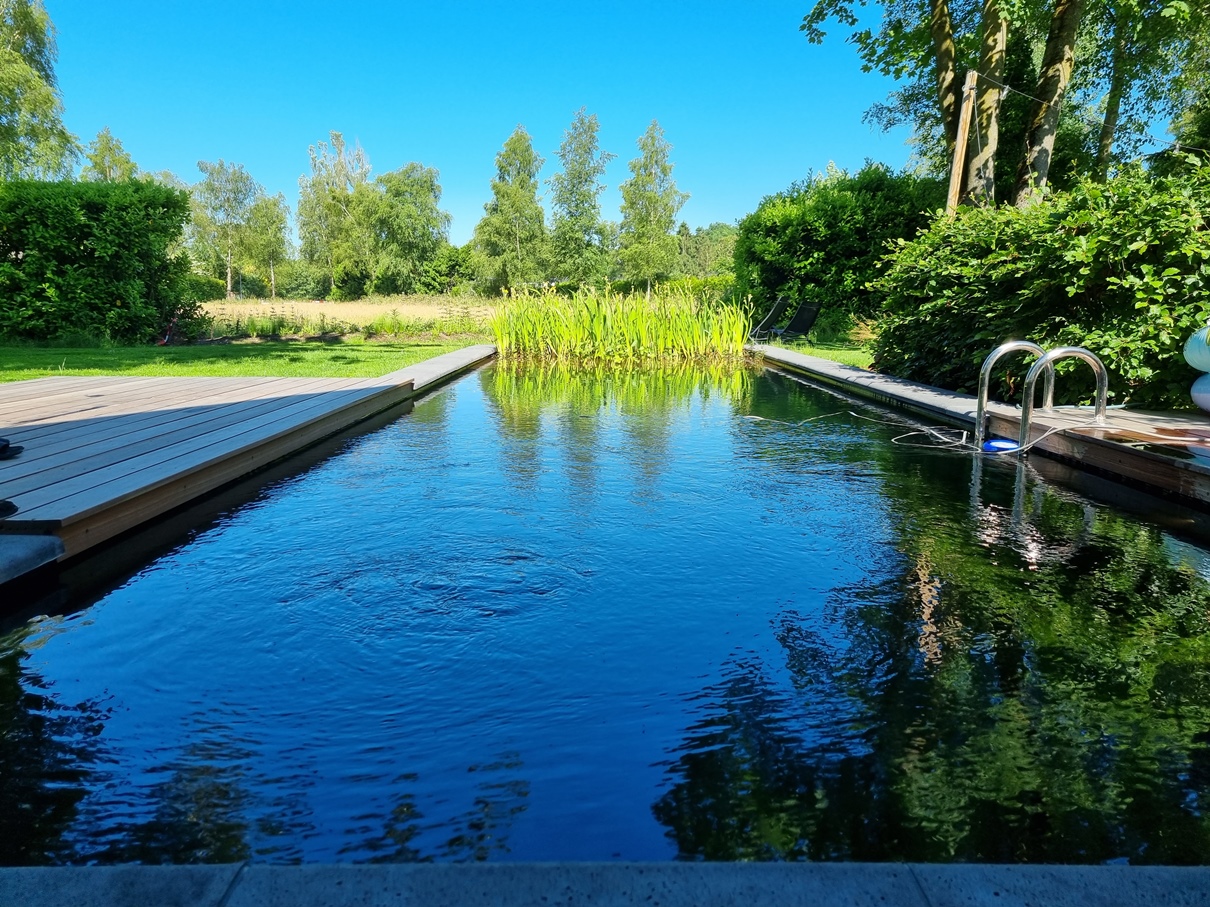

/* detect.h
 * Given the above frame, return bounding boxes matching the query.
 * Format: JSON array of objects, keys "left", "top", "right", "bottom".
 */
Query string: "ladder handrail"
[
  {"left": 975, "top": 340, "right": 1055, "bottom": 448},
  {"left": 1017, "top": 346, "right": 1109, "bottom": 453}
]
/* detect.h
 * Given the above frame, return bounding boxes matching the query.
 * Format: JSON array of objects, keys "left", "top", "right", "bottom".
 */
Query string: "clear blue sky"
[{"left": 51, "top": 0, "right": 912, "bottom": 246}]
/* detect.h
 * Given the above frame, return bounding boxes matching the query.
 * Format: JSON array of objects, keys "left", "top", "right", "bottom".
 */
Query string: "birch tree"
[
  {"left": 618, "top": 121, "right": 689, "bottom": 293},
  {"left": 549, "top": 108, "right": 615, "bottom": 287},
  {"left": 472, "top": 126, "right": 547, "bottom": 292}
]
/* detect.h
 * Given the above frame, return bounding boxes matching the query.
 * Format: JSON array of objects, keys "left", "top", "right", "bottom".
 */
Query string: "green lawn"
[
  {"left": 782, "top": 339, "right": 874, "bottom": 369},
  {"left": 0, "top": 339, "right": 477, "bottom": 383}
]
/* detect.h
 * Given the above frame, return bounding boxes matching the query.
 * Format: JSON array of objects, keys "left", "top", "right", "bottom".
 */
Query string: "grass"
[
  {"left": 203, "top": 295, "right": 492, "bottom": 339},
  {"left": 491, "top": 287, "right": 749, "bottom": 364},
  {"left": 782, "top": 338, "right": 874, "bottom": 369},
  {"left": 0, "top": 339, "right": 470, "bottom": 383}
]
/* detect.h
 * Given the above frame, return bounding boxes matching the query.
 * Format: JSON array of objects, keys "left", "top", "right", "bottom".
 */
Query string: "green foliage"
[
  {"left": 181, "top": 273, "right": 226, "bottom": 303},
  {"left": 80, "top": 127, "right": 137, "bottom": 182},
  {"left": 275, "top": 260, "right": 329, "bottom": 300},
  {"left": 295, "top": 132, "right": 450, "bottom": 300},
  {"left": 0, "top": 180, "right": 195, "bottom": 342},
  {"left": 871, "top": 165, "right": 1210, "bottom": 408},
  {"left": 618, "top": 121, "right": 689, "bottom": 288},
  {"left": 734, "top": 163, "right": 944, "bottom": 320},
  {"left": 191, "top": 159, "right": 261, "bottom": 296},
  {"left": 677, "top": 222, "right": 738, "bottom": 278},
  {"left": 422, "top": 242, "right": 474, "bottom": 294},
  {"left": 239, "top": 193, "right": 290, "bottom": 297},
  {"left": 0, "top": 0, "right": 76, "bottom": 179},
  {"left": 549, "top": 108, "right": 615, "bottom": 288},
  {"left": 472, "top": 125, "right": 547, "bottom": 293},
  {"left": 490, "top": 287, "right": 749, "bottom": 364}
]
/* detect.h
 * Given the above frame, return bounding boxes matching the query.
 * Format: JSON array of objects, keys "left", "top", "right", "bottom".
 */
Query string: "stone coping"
[{"left": 2, "top": 862, "right": 1208, "bottom": 907}]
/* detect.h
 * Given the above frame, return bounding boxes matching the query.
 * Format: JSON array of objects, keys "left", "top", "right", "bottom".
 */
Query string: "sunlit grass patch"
[{"left": 0, "top": 340, "right": 468, "bottom": 382}]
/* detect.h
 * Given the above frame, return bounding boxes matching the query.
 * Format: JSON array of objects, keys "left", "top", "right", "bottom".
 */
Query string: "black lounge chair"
[
  {"left": 749, "top": 295, "right": 790, "bottom": 342},
  {"left": 774, "top": 302, "right": 821, "bottom": 341}
]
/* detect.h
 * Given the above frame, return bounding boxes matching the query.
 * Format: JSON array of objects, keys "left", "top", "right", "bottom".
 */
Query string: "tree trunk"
[
  {"left": 270, "top": 259, "right": 277, "bottom": 299},
  {"left": 962, "top": 0, "right": 1008, "bottom": 204},
  {"left": 931, "top": 0, "right": 961, "bottom": 152},
  {"left": 226, "top": 248, "right": 234, "bottom": 299},
  {"left": 1094, "top": 17, "right": 1129, "bottom": 180},
  {"left": 1013, "top": 0, "right": 1084, "bottom": 206}
]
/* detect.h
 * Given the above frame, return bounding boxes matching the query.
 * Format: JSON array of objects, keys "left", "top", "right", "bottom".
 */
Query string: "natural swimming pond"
[{"left": 4, "top": 364, "right": 1210, "bottom": 865}]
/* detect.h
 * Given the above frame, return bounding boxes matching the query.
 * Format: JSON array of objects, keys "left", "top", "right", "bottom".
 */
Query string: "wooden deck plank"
[
  {"left": 0, "top": 380, "right": 356, "bottom": 498},
  {"left": 42, "top": 380, "right": 417, "bottom": 557},
  {"left": 0, "top": 377, "right": 345, "bottom": 460},
  {"left": 0, "top": 345, "right": 497, "bottom": 566},
  {"left": 0, "top": 376, "right": 157, "bottom": 416},
  {"left": 0, "top": 378, "right": 280, "bottom": 432},
  {"left": 9, "top": 382, "right": 403, "bottom": 521}
]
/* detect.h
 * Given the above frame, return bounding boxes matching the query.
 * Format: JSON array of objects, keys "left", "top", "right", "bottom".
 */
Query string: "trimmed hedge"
[
  {"left": 733, "top": 164, "right": 944, "bottom": 322},
  {"left": 0, "top": 180, "right": 196, "bottom": 342},
  {"left": 870, "top": 166, "right": 1210, "bottom": 410}
]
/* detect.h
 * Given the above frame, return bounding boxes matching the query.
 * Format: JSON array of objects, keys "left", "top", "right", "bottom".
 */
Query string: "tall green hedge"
[
  {"left": 0, "top": 180, "right": 196, "bottom": 342},
  {"left": 871, "top": 166, "right": 1210, "bottom": 410},
  {"left": 733, "top": 164, "right": 945, "bottom": 322}
]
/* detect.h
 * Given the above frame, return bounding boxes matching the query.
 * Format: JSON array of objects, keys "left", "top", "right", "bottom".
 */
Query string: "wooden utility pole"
[{"left": 946, "top": 70, "right": 980, "bottom": 214}]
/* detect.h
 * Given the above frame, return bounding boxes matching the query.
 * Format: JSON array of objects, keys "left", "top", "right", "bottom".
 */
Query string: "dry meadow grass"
[{"left": 201, "top": 294, "right": 494, "bottom": 338}]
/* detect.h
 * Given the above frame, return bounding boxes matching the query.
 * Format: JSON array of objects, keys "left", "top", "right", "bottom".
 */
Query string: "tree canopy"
[
  {"left": 618, "top": 121, "right": 689, "bottom": 291},
  {"left": 0, "top": 0, "right": 76, "bottom": 179},
  {"left": 549, "top": 108, "right": 615, "bottom": 287},
  {"left": 81, "top": 127, "right": 137, "bottom": 182},
  {"left": 472, "top": 125, "right": 547, "bottom": 294}
]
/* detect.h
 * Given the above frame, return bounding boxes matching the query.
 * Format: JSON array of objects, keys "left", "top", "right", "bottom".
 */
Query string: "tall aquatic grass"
[{"left": 489, "top": 288, "right": 750, "bottom": 364}]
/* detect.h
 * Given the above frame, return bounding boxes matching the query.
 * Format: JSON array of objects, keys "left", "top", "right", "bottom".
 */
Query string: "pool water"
[{"left": 4, "top": 364, "right": 1210, "bottom": 865}]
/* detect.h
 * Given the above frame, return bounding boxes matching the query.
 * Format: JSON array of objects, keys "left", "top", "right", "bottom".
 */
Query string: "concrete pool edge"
[{"left": 3, "top": 862, "right": 1208, "bottom": 906}]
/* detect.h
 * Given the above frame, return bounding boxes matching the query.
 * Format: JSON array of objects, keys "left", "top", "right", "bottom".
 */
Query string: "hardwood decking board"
[
  {"left": 0, "top": 381, "right": 354, "bottom": 498},
  {"left": 9, "top": 381, "right": 409, "bottom": 521},
  {"left": 0, "top": 377, "right": 343, "bottom": 458},
  {"left": 31, "top": 380, "right": 417, "bottom": 556},
  {"left": 0, "top": 376, "right": 156, "bottom": 415},
  {"left": 0, "top": 376, "right": 308, "bottom": 423}
]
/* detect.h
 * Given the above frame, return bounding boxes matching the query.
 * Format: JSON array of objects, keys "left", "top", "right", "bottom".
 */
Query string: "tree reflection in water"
[{"left": 657, "top": 375, "right": 1210, "bottom": 863}]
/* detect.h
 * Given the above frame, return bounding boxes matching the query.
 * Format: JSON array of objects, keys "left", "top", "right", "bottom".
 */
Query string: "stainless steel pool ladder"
[
  {"left": 974, "top": 341, "right": 1055, "bottom": 448},
  {"left": 1017, "top": 346, "right": 1108, "bottom": 453}
]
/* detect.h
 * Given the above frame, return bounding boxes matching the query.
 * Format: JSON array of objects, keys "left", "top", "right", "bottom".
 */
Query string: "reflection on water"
[{"left": 3, "top": 365, "right": 1210, "bottom": 864}]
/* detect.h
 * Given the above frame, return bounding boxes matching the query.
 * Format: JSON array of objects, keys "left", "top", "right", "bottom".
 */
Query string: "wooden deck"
[
  {"left": 0, "top": 345, "right": 496, "bottom": 560},
  {"left": 756, "top": 345, "right": 1210, "bottom": 506}
]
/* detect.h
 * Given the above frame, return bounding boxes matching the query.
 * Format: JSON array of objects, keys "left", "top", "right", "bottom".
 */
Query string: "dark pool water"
[{"left": 4, "top": 364, "right": 1210, "bottom": 865}]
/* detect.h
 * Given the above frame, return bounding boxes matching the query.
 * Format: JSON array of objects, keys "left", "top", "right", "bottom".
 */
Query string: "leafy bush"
[
  {"left": 606, "top": 275, "right": 734, "bottom": 306},
  {"left": 0, "top": 180, "right": 195, "bottom": 342},
  {"left": 733, "top": 163, "right": 944, "bottom": 322},
  {"left": 276, "top": 259, "right": 330, "bottom": 300},
  {"left": 182, "top": 273, "right": 226, "bottom": 303},
  {"left": 871, "top": 166, "right": 1210, "bottom": 409}
]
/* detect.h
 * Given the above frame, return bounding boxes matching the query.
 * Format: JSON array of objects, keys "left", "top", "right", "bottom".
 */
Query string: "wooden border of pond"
[
  {"left": 0, "top": 345, "right": 496, "bottom": 574},
  {"left": 754, "top": 344, "right": 1210, "bottom": 507}
]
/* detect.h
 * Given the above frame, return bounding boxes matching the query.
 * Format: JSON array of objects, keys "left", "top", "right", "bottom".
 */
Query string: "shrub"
[
  {"left": 276, "top": 259, "right": 330, "bottom": 300},
  {"left": 870, "top": 166, "right": 1210, "bottom": 409},
  {"left": 182, "top": 273, "right": 226, "bottom": 303},
  {"left": 733, "top": 163, "right": 944, "bottom": 322},
  {"left": 0, "top": 180, "right": 196, "bottom": 343}
]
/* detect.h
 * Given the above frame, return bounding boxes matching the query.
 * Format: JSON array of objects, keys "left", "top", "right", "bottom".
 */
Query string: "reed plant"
[{"left": 489, "top": 287, "right": 750, "bottom": 364}]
